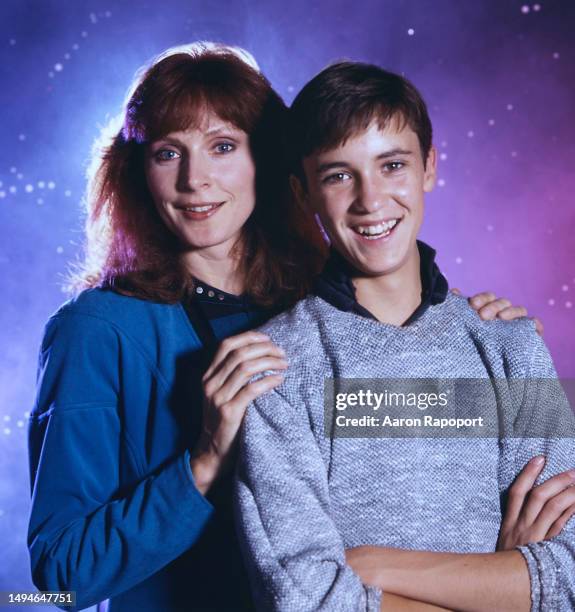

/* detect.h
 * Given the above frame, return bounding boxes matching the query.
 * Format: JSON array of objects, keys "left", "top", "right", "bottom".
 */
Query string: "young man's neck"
[{"left": 352, "top": 247, "right": 422, "bottom": 326}]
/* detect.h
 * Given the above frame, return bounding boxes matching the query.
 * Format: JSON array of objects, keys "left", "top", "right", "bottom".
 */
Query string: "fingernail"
[{"left": 531, "top": 456, "right": 545, "bottom": 466}]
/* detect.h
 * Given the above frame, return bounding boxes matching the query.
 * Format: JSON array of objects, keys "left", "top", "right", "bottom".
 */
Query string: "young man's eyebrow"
[
  {"left": 316, "top": 161, "right": 349, "bottom": 174},
  {"left": 376, "top": 148, "right": 413, "bottom": 159},
  {"left": 316, "top": 148, "right": 414, "bottom": 174}
]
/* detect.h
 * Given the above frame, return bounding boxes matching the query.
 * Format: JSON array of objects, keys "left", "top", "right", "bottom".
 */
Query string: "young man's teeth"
[{"left": 356, "top": 219, "right": 398, "bottom": 236}]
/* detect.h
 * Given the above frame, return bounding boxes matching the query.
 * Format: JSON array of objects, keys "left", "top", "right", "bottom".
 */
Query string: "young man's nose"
[
  {"left": 178, "top": 154, "right": 212, "bottom": 191},
  {"left": 354, "top": 177, "right": 385, "bottom": 213}
]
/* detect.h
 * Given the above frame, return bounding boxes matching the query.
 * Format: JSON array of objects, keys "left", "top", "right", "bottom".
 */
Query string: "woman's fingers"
[
  {"left": 532, "top": 316, "right": 544, "bottom": 337},
  {"left": 204, "top": 335, "right": 285, "bottom": 385},
  {"left": 495, "top": 306, "right": 528, "bottom": 321},
  {"left": 208, "top": 374, "right": 285, "bottom": 449},
  {"left": 211, "top": 356, "right": 288, "bottom": 407},
  {"left": 468, "top": 291, "right": 538, "bottom": 325},
  {"left": 469, "top": 292, "right": 521, "bottom": 320},
  {"left": 203, "top": 331, "right": 271, "bottom": 380},
  {"left": 192, "top": 332, "right": 287, "bottom": 490},
  {"left": 477, "top": 298, "right": 513, "bottom": 320},
  {"left": 503, "top": 456, "right": 545, "bottom": 529},
  {"left": 469, "top": 292, "right": 497, "bottom": 311},
  {"left": 193, "top": 370, "right": 284, "bottom": 483},
  {"left": 228, "top": 373, "right": 285, "bottom": 411}
]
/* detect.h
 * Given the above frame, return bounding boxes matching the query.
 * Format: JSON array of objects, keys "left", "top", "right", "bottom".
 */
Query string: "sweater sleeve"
[
  {"left": 507, "top": 331, "right": 575, "bottom": 612},
  {"left": 235, "top": 386, "right": 381, "bottom": 612},
  {"left": 28, "top": 311, "right": 214, "bottom": 610}
]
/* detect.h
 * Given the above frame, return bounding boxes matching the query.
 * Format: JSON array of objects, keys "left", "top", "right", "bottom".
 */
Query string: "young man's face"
[{"left": 299, "top": 119, "right": 436, "bottom": 279}]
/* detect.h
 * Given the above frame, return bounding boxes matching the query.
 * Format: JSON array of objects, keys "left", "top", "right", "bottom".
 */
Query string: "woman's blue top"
[{"left": 28, "top": 284, "right": 272, "bottom": 611}]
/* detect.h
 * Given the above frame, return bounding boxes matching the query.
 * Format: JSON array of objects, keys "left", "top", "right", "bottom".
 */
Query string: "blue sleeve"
[{"left": 28, "top": 311, "right": 214, "bottom": 610}]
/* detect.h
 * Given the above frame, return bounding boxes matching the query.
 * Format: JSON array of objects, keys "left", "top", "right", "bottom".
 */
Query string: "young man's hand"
[
  {"left": 454, "top": 289, "right": 544, "bottom": 336},
  {"left": 498, "top": 456, "right": 575, "bottom": 549}
]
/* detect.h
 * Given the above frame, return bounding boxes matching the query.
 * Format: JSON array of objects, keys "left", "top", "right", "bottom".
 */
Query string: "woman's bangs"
[{"left": 144, "top": 85, "right": 251, "bottom": 141}]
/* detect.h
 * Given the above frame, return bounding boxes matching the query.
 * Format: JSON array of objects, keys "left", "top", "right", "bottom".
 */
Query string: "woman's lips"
[{"left": 175, "top": 201, "right": 225, "bottom": 220}]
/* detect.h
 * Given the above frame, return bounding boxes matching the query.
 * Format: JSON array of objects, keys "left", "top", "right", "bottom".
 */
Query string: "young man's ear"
[
  {"left": 290, "top": 174, "right": 309, "bottom": 209},
  {"left": 289, "top": 173, "right": 330, "bottom": 250},
  {"left": 423, "top": 146, "right": 437, "bottom": 193}
]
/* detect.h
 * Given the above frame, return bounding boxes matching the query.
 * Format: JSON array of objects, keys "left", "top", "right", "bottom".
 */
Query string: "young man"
[{"left": 235, "top": 62, "right": 575, "bottom": 611}]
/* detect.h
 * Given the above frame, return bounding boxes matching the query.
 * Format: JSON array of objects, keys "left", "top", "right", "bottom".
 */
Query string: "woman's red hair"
[{"left": 71, "top": 43, "right": 325, "bottom": 307}]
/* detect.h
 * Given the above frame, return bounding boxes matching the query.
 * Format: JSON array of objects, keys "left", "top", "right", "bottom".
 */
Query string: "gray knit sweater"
[{"left": 235, "top": 293, "right": 575, "bottom": 612}]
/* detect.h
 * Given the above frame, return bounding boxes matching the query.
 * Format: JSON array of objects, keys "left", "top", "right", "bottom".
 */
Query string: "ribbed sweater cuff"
[{"left": 517, "top": 542, "right": 556, "bottom": 612}]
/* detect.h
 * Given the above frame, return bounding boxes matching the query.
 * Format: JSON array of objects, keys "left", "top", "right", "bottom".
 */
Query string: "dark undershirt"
[
  {"left": 181, "top": 280, "right": 272, "bottom": 359},
  {"left": 313, "top": 240, "right": 449, "bottom": 325}
]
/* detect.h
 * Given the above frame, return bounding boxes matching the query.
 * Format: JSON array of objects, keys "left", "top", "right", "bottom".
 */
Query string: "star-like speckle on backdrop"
[{"left": 0, "top": 0, "right": 573, "bottom": 606}]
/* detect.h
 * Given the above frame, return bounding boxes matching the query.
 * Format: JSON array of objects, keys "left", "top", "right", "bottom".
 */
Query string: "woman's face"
[{"left": 145, "top": 110, "right": 256, "bottom": 258}]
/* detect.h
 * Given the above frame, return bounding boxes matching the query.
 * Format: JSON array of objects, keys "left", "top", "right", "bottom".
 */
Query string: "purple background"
[{"left": 1, "top": 0, "right": 573, "bottom": 605}]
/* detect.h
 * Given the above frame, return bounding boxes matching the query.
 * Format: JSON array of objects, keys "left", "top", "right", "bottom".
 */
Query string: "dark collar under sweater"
[{"left": 313, "top": 240, "right": 449, "bottom": 326}]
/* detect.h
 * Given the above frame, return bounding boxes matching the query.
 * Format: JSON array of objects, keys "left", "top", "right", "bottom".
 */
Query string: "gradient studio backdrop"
[{"left": 1, "top": 0, "right": 574, "bottom": 607}]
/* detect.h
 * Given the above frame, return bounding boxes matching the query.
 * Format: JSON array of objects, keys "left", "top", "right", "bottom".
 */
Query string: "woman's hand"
[
  {"left": 190, "top": 331, "right": 287, "bottom": 494},
  {"left": 457, "top": 289, "right": 544, "bottom": 335},
  {"left": 497, "top": 456, "right": 575, "bottom": 549}
]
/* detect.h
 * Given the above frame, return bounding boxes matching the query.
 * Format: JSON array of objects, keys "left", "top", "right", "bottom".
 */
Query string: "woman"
[{"left": 27, "top": 42, "right": 549, "bottom": 612}]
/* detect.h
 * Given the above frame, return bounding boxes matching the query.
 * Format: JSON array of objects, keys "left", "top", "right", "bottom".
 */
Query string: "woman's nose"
[{"left": 179, "top": 154, "right": 211, "bottom": 191}]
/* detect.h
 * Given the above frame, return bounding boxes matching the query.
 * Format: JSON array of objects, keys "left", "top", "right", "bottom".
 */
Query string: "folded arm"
[
  {"left": 347, "top": 546, "right": 529, "bottom": 612},
  {"left": 349, "top": 331, "right": 575, "bottom": 612}
]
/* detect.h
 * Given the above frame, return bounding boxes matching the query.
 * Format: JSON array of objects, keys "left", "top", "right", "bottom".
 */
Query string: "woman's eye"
[
  {"left": 154, "top": 149, "right": 180, "bottom": 162},
  {"left": 324, "top": 172, "right": 351, "bottom": 185},
  {"left": 214, "top": 142, "right": 236, "bottom": 154}
]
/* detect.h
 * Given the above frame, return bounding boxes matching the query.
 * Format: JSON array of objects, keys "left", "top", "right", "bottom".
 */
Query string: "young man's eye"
[
  {"left": 214, "top": 142, "right": 236, "bottom": 154},
  {"left": 154, "top": 149, "right": 180, "bottom": 162},
  {"left": 323, "top": 172, "right": 351, "bottom": 185},
  {"left": 384, "top": 161, "right": 405, "bottom": 172}
]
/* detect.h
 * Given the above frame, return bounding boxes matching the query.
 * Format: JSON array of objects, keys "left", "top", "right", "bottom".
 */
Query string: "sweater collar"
[{"left": 313, "top": 240, "right": 449, "bottom": 325}]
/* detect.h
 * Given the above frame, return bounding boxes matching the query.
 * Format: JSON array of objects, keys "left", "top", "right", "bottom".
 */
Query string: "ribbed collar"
[{"left": 313, "top": 240, "right": 449, "bottom": 325}]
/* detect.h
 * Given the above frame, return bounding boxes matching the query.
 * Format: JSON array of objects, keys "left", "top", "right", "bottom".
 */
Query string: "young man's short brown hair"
[{"left": 287, "top": 61, "right": 433, "bottom": 179}]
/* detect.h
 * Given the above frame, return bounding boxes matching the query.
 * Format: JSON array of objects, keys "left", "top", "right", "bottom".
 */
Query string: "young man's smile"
[
  {"left": 300, "top": 119, "right": 436, "bottom": 280},
  {"left": 352, "top": 217, "right": 400, "bottom": 240}
]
